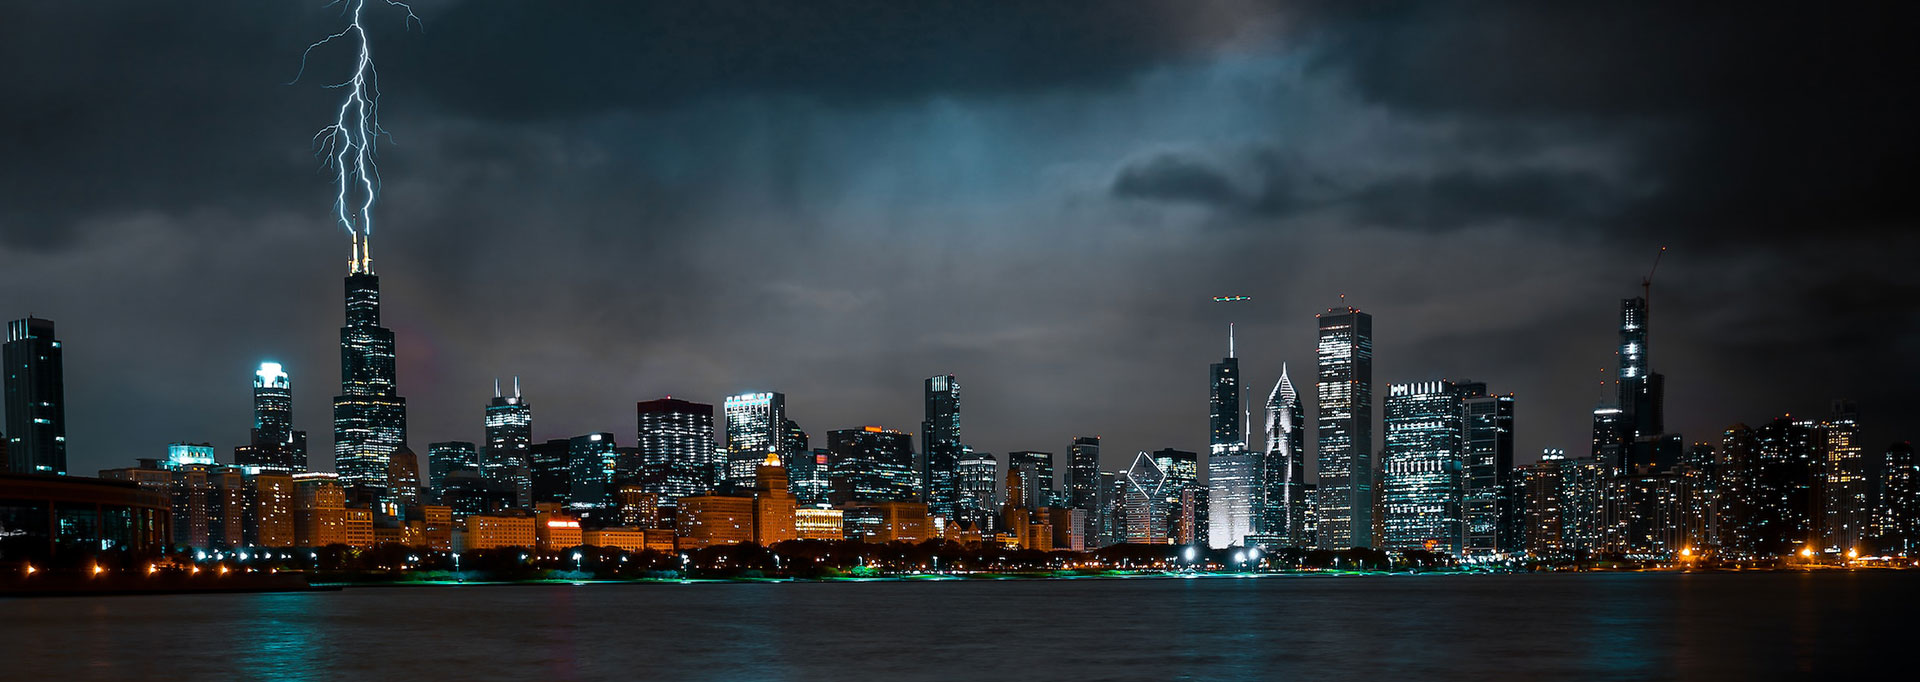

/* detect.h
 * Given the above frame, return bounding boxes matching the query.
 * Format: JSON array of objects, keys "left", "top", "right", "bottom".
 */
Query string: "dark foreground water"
[{"left": 1, "top": 572, "right": 1910, "bottom": 680}]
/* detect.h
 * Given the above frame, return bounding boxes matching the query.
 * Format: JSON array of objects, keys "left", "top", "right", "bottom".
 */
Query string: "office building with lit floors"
[
  {"left": 1382, "top": 381, "right": 1465, "bottom": 554},
  {"left": 795, "top": 506, "right": 846, "bottom": 541},
  {"left": 1315, "top": 306, "right": 1374, "bottom": 548},
  {"left": 5, "top": 317, "right": 68, "bottom": 475},
  {"left": 1259, "top": 368, "right": 1308, "bottom": 549},
  {"left": 1458, "top": 383, "right": 1517, "bottom": 559},
  {"left": 636, "top": 397, "right": 716, "bottom": 501},
  {"left": 724, "top": 392, "right": 785, "bottom": 491},
  {"left": 842, "top": 501, "right": 932, "bottom": 544},
  {"left": 484, "top": 380, "right": 533, "bottom": 507},
  {"left": 1879, "top": 442, "right": 1919, "bottom": 555},
  {"left": 921, "top": 374, "right": 962, "bottom": 520},
  {"left": 828, "top": 426, "right": 917, "bottom": 504},
  {"left": 235, "top": 362, "right": 309, "bottom": 473},
  {"left": 676, "top": 495, "right": 755, "bottom": 549},
  {"left": 333, "top": 270, "right": 408, "bottom": 504}
]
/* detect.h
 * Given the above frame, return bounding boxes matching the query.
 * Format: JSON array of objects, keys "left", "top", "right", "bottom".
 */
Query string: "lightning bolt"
[{"left": 290, "top": 0, "right": 422, "bottom": 275}]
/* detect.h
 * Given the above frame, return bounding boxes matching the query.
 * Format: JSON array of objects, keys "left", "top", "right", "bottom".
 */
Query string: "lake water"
[{"left": 1, "top": 572, "right": 1908, "bottom": 680}]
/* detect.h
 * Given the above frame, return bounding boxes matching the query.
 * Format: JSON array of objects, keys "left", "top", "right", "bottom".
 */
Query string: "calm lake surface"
[{"left": 2, "top": 572, "right": 1909, "bottom": 680}]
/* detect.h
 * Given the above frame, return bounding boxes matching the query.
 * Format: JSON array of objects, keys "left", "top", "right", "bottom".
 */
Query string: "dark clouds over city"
[{"left": 3, "top": 1, "right": 1915, "bottom": 476}]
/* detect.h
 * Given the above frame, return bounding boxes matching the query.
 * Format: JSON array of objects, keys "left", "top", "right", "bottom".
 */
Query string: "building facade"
[
  {"left": 5, "top": 317, "right": 67, "bottom": 475},
  {"left": 1315, "top": 307, "right": 1374, "bottom": 548}
]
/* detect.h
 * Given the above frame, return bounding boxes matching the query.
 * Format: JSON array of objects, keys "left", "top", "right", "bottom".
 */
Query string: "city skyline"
[{"left": 2, "top": 2, "right": 1916, "bottom": 480}]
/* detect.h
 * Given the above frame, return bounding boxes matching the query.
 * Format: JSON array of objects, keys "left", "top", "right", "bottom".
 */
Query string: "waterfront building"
[
  {"left": 4, "top": 317, "right": 67, "bottom": 475},
  {"left": 332, "top": 269, "right": 408, "bottom": 502},
  {"left": 294, "top": 473, "right": 348, "bottom": 548},
  {"left": 675, "top": 495, "right": 755, "bottom": 549},
  {"left": 459, "top": 512, "right": 538, "bottom": 551},
  {"left": 1207, "top": 450, "right": 1260, "bottom": 549},
  {"left": 1382, "top": 380, "right": 1465, "bottom": 554},
  {"left": 388, "top": 445, "right": 422, "bottom": 507},
  {"left": 1121, "top": 452, "right": 1170, "bottom": 544},
  {"left": 1315, "top": 306, "right": 1374, "bottom": 548},
  {"left": 792, "top": 448, "right": 833, "bottom": 506},
  {"left": 1209, "top": 326, "right": 1243, "bottom": 455},
  {"left": 1067, "top": 436, "right": 1101, "bottom": 540},
  {"left": 248, "top": 472, "right": 297, "bottom": 548},
  {"left": 613, "top": 485, "right": 663, "bottom": 528},
  {"left": 841, "top": 500, "right": 932, "bottom": 544},
  {"left": 236, "top": 362, "right": 308, "bottom": 472},
  {"left": 535, "top": 511, "right": 583, "bottom": 550},
  {"left": 724, "top": 392, "right": 785, "bottom": 491},
  {"left": 636, "top": 397, "right": 716, "bottom": 500},
  {"left": 795, "top": 506, "right": 846, "bottom": 541},
  {"left": 483, "top": 380, "right": 533, "bottom": 507},
  {"left": 1752, "top": 416, "right": 1820, "bottom": 558},
  {"left": 1522, "top": 449, "right": 1569, "bottom": 558},
  {"left": 828, "top": 426, "right": 916, "bottom": 504},
  {"left": 0, "top": 474, "right": 170, "bottom": 559},
  {"left": 921, "top": 374, "right": 962, "bottom": 520}
]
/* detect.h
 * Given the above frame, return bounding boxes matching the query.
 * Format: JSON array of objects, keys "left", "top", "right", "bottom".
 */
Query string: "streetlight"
[{"left": 573, "top": 552, "right": 584, "bottom": 572}]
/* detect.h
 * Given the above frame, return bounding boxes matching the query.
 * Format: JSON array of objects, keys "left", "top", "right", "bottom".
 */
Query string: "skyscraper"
[
  {"left": 1209, "top": 326, "right": 1243, "bottom": 455},
  {"left": 828, "top": 426, "right": 917, "bottom": 504},
  {"left": 1008, "top": 451, "right": 1056, "bottom": 509},
  {"left": 5, "top": 317, "right": 67, "bottom": 475},
  {"left": 568, "top": 432, "right": 619, "bottom": 509},
  {"left": 954, "top": 448, "right": 999, "bottom": 528},
  {"left": 1382, "top": 380, "right": 1465, "bottom": 554},
  {"left": 426, "top": 441, "right": 479, "bottom": 491},
  {"left": 636, "top": 397, "right": 716, "bottom": 500},
  {"left": 1261, "top": 367, "right": 1307, "bottom": 548},
  {"left": 1752, "top": 416, "right": 1819, "bottom": 558},
  {"left": 921, "top": 374, "right": 962, "bottom": 520},
  {"left": 1878, "top": 442, "right": 1918, "bottom": 555},
  {"left": 724, "top": 392, "right": 785, "bottom": 491},
  {"left": 237, "top": 362, "right": 309, "bottom": 472},
  {"left": 1067, "top": 436, "right": 1101, "bottom": 540},
  {"left": 1207, "top": 450, "right": 1260, "bottom": 549},
  {"left": 483, "top": 379, "right": 533, "bottom": 506},
  {"left": 332, "top": 270, "right": 407, "bottom": 500},
  {"left": 1820, "top": 401, "right": 1868, "bottom": 553},
  {"left": 1460, "top": 385, "right": 1517, "bottom": 558},
  {"left": 1315, "top": 306, "right": 1373, "bottom": 548}
]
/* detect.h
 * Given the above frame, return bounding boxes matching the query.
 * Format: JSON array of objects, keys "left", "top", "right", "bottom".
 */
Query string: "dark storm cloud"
[{"left": 2, "top": 0, "right": 1916, "bottom": 479}]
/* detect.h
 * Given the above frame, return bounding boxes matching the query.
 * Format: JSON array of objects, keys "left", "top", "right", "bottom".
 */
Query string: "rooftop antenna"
[
  {"left": 513, "top": 376, "right": 521, "bottom": 398},
  {"left": 1212, "top": 295, "right": 1251, "bottom": 357},
  {"left": 493, "top": 377, "right": 501, "bottom": 398}
]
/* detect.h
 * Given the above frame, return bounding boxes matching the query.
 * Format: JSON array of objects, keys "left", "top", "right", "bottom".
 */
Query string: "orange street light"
[
  {"left": 92, "top": 564, "right": 106, "bottom": 576},
  {"left": 24, "top": 564, "right": 36, "bottom": 575}
]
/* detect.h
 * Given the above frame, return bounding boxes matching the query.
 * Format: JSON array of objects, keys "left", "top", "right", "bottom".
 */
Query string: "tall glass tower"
[
  {"left": 724, "top": 392, "right": 785, "bottom": 491},
  {"left": 484, "top": 378, "right": 533, "bottom": 505},
  {"left": 5, "top": 317, "right": 67, "bottom": 475},
  {"left": 921, "top": 374, "right": 962, "bottom": 519},
  {"left": 332, "top": 268, "right": 408, "bottom": 500},
  {"left": 239, "top": 362, "right": 308, "bottom": 472},
  {"left": 1382, "top": 380, "right": 1465, "bottom": 554},
  {"left": 1208, "top": 325, "right": 1243, "bottom": 455},
  {"left": 636, "top": 397, "right": 716, "bottom": 500},
  {"left": 1315, "top": 306, "right": 1373, "bottom": 549},
  {"left": 1261, "top": 366, "right": 1307, "bottom": 548},
  {"left": 1459, "top": 383, "right": 1516, "bottom": 558}
]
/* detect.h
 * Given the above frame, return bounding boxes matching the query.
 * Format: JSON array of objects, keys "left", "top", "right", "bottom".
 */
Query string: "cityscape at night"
[{"left": 2, "top": 1, "right": 1916, "bottom": 679}]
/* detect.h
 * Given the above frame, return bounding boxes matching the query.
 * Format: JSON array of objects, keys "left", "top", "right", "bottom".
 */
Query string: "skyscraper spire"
[
  {"left": 493, "top": 377, "right": 502, "bottom": 399},
  {"left": 513, "top": 376, "right": 521, "bottom": 398},
  {"left": 1228, "top": 322, "right": 1236, "bottom": 359}
]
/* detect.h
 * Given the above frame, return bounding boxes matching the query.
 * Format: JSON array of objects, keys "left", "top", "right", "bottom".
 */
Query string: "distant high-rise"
[
  {"left": 1207, "top": 450, "right": 1260, "bottom": 549},
  {"left": 636, "top": 397, "right": 716, "bottom": 500},
  {"left": 5, "top": 317, "right": 67, "bottom": 475},
  {"left": 568, "top": 433, "right": 618, "bottom": 509},
  {"left": 1209, "top": 326, "right": 1243, "bottom": 455},
  {"left": 954, "top": 448, "right": 999, "bottom": 527},
  {"left": 1878, "top": 442, "right": 1918, "bottom": 555},
  {"left": 1590, "top": 406, "right": 1627, "bottom": 469},
  {"left": 529, "top": 438, "right": 571, "bottom": 504},
  {"left": 426, "top": 441, "right": 479, "bottom": 491},
  {"left": 921, "top": 374, "right": 962, "bottom": 520},
  {"left": 483, "top": 378, "right": 533, "bottom": 505},
  {"left": 781, "top": 419, "right": 808, "bottom": 487},
  {"left": 828, "top": 426, "right": 916, "bottom": 504},
  {"left": 1315, "top": 306, "right": 1374, "bottom": 548},
  {"left": 1752, "top": 416, "right": 1819, "bottom": 558},
  {"left": 723, "top": 392, "right": 785, "bottom": 491},
  {"left": 1460, "top": 385, "right": 1517, "bottom": 557},
  {"left": 1008, "top": 451, "right": 1056, "bottom": 509},
  {"left": 1382, "top": 380, "right": 1464, "bottom": 554},
  {"left": 332, "top": 271, "right": 407, "bottom": 500},
  {"left": 1261, "top": 366, "right": 1307, "bottom": 548},
  {"left": 1820, "top": 401, "right": 1868, "bottom": 553},
  {"left": 1067, "top": 436, "right": 1102, "bottom": 542},
  {"left": 237, "top": 362, "right": 308, "bottom": 472}
]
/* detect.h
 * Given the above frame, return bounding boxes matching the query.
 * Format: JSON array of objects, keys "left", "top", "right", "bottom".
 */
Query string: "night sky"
[{"left": 3, "top": 1, "right": 1916, "bottom": 477}]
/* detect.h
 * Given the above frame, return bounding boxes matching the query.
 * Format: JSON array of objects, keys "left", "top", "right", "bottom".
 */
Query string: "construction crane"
[{"left": 1642, "top": 246, "right": 1666, "bottom": 307}]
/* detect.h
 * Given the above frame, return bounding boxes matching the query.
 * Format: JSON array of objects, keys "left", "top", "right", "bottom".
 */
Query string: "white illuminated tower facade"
[
  {"left": 1260, "top": 366, "right": 1307, "bottom": 548},
  {"left": 1315, "top": 306, "right": 1374, "bottom": 549}
]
